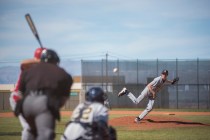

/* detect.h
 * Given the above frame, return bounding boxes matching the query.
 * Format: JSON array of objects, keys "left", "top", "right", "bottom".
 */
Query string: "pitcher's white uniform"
[
  {"left": 61, "top": 101, "right": 108, "bottom": 140},
  {"left": 118, "top": 70, "right": 175, "bottom": 123},
  {"left": 127, "top": 76, "right": 171, "bottom": 120}
]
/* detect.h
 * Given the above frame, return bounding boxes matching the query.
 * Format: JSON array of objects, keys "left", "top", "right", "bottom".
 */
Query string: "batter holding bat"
[
  {"left": 10, "top": 13, "right": 48, "bottom": 140},
  {"left": 9, "top": 47, "right": 45, "bottom": 140},
  {"left": 15, "top": 49, "right": 73, "bottom": 140},
  {"left": 118, "top": 70, "right": 179, "bottom": 123}
]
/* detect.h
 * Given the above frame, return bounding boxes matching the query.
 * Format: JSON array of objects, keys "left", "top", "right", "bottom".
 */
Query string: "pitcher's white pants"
[{"left": 127, "top": 87, "right": 155, "bottom": 120}]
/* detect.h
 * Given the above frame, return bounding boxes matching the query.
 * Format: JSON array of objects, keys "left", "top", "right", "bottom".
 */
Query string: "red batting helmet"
[{"left": 34, "top": 48, "right": 46, "bottom": 59}]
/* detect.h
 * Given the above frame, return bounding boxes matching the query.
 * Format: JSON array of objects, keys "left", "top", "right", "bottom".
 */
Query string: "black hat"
[{"left": 161, "top": 70, "right": 168, "bottom": 76}]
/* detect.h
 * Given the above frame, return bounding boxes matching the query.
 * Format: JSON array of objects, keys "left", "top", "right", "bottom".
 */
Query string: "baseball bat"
[{"left": 25, "top": 13, "right": 43, "bottom": 48}]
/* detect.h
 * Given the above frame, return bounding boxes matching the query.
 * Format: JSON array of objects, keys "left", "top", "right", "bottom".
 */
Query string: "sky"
[{"left": 0, "top": 0, "right": 210, "bottom": 62}]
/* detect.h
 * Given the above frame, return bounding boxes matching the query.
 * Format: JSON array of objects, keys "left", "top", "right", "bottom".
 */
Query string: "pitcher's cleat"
[
  {"left": 118, "top": 87, "right": 129, "bottom": 97},
  {"left": 134, "top": 117, "right": 141, "bottom": 124}
]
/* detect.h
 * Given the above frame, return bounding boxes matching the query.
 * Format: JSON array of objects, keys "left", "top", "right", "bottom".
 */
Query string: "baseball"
[{"left": 113, "top": 68, "right": 118, "bottom": 73}]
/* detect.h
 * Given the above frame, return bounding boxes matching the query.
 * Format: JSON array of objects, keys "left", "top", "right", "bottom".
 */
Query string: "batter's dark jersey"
[{"left": 19, "top": 62, "right": 73, "bottom": 97}]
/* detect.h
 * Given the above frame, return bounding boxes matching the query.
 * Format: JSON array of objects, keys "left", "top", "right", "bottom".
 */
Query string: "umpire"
[{"left": 15, "top": 49, "right": 73, "bottom": 140}]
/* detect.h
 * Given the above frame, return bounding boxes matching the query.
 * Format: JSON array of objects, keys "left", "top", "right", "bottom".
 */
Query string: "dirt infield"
[
  {"left": 1, "top": 110, "right": 210, "bottom": 130},
  {"left": 108, "top": 111, "right": 210, "bottom": 130},
  {"left": 109, "top": 116, "right": 209, "bottom": 130}
]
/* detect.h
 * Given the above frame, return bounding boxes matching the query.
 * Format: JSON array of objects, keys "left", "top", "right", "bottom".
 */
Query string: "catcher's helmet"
[
  {"left": 161, "top": 69, "right": 169, "bottom": 76},
  {"left": 85, "top": 87, "right": 105, "bottom": 104},
  {"left": 40, "top": 49, "right": 60, "bottom": 64},
  {"left": 34, "top": 48, "right": 46, "bottom": 59}
]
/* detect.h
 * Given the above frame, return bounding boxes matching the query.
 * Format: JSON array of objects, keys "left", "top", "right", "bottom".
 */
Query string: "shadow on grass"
[
  {"left": 146, "top": 119, "right": 210, "bottom": 126},
  {"left": 0, "top": 132, "right": 21, "bottom": 136}
]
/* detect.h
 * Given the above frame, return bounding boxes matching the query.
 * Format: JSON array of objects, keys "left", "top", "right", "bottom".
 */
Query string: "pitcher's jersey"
[
  {"left": 149, "top": 76, "right": 170, "bottom": 93},
  {"left": 62, "top": 101, "right": 108, "bottom": 140}
]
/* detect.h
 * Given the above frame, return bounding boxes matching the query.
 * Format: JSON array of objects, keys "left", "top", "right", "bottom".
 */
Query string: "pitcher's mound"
[{"left": 109, "top": 116, "right": 207, "bottom": 130}]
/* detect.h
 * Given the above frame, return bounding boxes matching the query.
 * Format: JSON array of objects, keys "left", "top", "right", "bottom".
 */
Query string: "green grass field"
[{"left": 0, "top": 109, "right": 210, "bottom": 140}]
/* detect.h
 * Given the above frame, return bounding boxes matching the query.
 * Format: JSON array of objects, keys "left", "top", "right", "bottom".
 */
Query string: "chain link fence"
[
  {"left": 81, "top": 59, "right": 210, "bottom": 109},
  {"left": 1, "top": 59, "right": 210, "bottom": 110}
]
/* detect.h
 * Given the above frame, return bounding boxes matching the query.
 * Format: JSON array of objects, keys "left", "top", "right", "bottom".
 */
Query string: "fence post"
[
  {"left": 137, "top": 59, "right": 139, "bottom": 84},
  {"left": 156, "top": 58, "right": 161, "bottom": 108},
  {"left": 176, "top": 58, "right": 178, "bottom": 109},
  {"left": 101, "top": 59, "right": 104, "bottom": 89},
  {"left": 117, "top": 59, "right": 119, "bottom": 107},
  {"left": 207, "top": 84, "right": 210, "bottom": 109},
  {"left": 106, "top": 53, "right": 108, "bottom": 94},
  {"left": 79, "top": 89, "right": 85, "bottom": 103},
  {"left": 197, "top": 58, "right": 200, "bottom": 109}
]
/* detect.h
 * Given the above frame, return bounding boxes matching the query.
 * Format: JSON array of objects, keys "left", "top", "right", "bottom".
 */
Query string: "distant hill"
[
  {"left": 0, "top": 60, "right": 81, "bottom": 84},
  {"left": 60, "top": 60, "right": 81, "bottom": 76},
  {"left": 0, "top": 66, "right": 20, "bottom": 84}
]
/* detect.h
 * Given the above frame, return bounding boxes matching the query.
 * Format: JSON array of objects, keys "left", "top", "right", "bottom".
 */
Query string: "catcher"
[
  {"left": 118, "top": 69, "right": 179, "bottom": 123},
  {"left": 61, "top": 87, "right": 117, "bottom": 140}
]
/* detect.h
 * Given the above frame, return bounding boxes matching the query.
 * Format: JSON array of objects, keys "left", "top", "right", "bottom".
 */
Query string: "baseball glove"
[
  {"left": 109, "top": 126, "right": 117, "bottom": 140},
  {"left": 172, "top": 77, "right": 179, "bottom": 85}
]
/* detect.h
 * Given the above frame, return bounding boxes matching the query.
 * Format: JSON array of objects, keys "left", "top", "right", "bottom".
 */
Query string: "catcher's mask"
[
  {"left": 40, "top": 49, "right": 60, "bottom": 64},
  {"left": 85, "top": 87, "right": 105, "bottom": 104},
  {"left": 161, "top": 69, "right": 168, "bottom": 76}
]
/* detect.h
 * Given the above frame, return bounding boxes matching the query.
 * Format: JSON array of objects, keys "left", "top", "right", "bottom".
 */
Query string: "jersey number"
[{"left": 73, "top": 107, "right": 92, "bottom": 120}]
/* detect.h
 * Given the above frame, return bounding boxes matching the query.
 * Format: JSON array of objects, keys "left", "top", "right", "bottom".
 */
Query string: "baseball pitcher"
[{"left": 118, "top": 69, "right": 179, "bottom": 123}]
